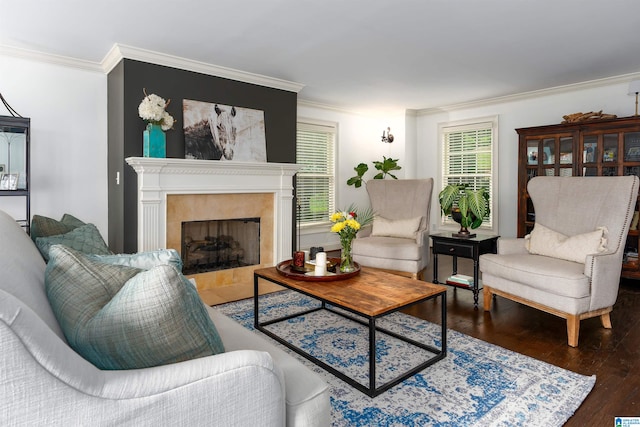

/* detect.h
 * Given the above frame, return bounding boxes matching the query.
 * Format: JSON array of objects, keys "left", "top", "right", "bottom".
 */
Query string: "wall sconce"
[
  {"left": 381, "top": 127, "right": 394, "bottom": 143},
  {"left": 629, "top": 80, "right": 640, "bottom": 116}
]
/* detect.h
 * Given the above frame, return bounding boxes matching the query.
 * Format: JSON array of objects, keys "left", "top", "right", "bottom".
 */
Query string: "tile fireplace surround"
[{"left": 126, "top": 157, "right": 299, "bottom": 301}]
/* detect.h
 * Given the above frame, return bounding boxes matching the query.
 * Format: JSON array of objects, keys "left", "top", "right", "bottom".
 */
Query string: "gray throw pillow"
[
  {"left": 45, "top": 245, "right": 225, "bottom": 370},
  {"left": 35, "top": 223, "right": 111, "bottom": 261}
]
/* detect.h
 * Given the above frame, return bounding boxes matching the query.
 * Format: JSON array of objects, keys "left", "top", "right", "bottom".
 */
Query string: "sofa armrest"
[
  {"left": 100, "top": 349, "right": 283, "bottom": 398},
  {"left": 416, "top": 227, "right": 429, "bottom": 245},
  {"left": 0, "top": 291, "right": 285, "bottom": 426},
  {"left": 497, "top": 237, "right": 528, "bottom": 255},
  {"left": 584, "top": 251, "right": 623, "bottom": 310}
]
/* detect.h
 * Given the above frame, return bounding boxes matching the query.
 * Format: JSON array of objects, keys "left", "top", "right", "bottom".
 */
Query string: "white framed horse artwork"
[{"left": 183, "top": 99, "right": 267, "bottom": 162}]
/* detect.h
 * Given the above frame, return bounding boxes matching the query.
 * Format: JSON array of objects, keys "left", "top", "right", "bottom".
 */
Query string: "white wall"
[
  {"left": 417, "top": 80, "right": 638, "bottom": 238},
  {"left": 0, "top": 53, "right": 108, "bottom": 235},
  {"left": 297, "top": 103, "right": 409, "bottom": 250}
]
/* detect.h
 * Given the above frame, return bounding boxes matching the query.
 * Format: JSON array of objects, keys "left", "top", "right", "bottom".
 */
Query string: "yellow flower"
[
  {"left": 345, "top": 219, "right": 360, "bottom": 231},
  {"left": 331, "top": 222, "right": 346, "bottom": 233},
  {"left": 330, "top": 212, "right": 343, "bottom": 223}
]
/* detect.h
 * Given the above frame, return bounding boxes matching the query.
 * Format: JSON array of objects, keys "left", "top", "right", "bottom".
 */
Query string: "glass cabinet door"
[
  {"left": 558, "top": 136, "right": 573, "bottom": 176},
  {"left": 542, "top": 138, "right": 555, "bottom": 165},
  {"left": 603, "top": 134, "right": 618, "bottom": 163},
  {"left": 0, "top": 121, "right": 28, "bottom": 190},
  {"left": 583, "top": 135, "right": 598, "bottom": 163},
  {"left": 559, "top": 137, "right": 573, "bottom": 164},
  {"left": 527, "top": 140, "right": 539, "bottom": 164},
  {"left": 624, "top": 132, "right": 640, "bottom": 162},
  {"left": 0, "top": 116, "right": 30, "bottom": 233}
]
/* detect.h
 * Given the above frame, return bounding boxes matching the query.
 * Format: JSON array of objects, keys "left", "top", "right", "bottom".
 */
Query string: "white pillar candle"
[{"left": 314, "top": 252, "right": 327, "bottom": 276}]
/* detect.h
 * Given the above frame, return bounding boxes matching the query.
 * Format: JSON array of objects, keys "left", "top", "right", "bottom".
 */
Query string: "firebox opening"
[{"left": 181, "top": 217, "right": 260, "bottom": 275}]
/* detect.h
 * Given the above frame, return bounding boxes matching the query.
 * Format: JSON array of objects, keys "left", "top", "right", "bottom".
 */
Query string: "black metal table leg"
[
  {"left": 433, "top": 252, "right": 439, "bottom": 283},
  {"left": 369, "top": 318, "right": 376, "bottom": 393}
]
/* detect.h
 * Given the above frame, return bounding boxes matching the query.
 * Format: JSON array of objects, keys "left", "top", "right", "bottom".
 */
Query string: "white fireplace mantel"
[{"left": 126, "top": 157, "right": 300, "bottom": 262}]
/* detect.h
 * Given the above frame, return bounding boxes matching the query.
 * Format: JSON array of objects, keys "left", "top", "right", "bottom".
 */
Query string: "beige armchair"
[
  {"left": 480, "top": 176, "right": 639, "bottom": 347},
  {"left": 352, "top": 178, "right": 433, "bottom": 279}
]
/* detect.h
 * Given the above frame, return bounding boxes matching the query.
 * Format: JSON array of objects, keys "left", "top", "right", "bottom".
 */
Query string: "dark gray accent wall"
[
  {"left": 107, "top": 61, "right": 125, "bottom": 252},
  {"left": 108, "top": 59, "right": 297, "bottom": 253}
]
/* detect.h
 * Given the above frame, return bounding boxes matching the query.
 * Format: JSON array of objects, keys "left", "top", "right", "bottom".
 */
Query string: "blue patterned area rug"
[{"left": 215, "top": 290, "right": 595, "bottom": 427}]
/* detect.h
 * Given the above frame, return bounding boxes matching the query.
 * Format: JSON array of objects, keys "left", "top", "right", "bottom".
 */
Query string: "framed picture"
[
  {"left": 182, "top": 99, "right": 267, "bottom": 162},
  {"left": 603, "top": 147, "right": 617, "bottom": 162},
  {"left": 0, "top": 173, "right": 19, "bottom": 190},
  {"left": 583, "top": 142, "right": 597, "bottom": 163},
  {"left": 627, "top": 146, "right": 640, "bottom": 161}
]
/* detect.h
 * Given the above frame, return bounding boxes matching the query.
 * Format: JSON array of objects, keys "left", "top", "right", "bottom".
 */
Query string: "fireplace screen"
[{"left": 181, "top": 218, "right": 260, "bottom": 275}]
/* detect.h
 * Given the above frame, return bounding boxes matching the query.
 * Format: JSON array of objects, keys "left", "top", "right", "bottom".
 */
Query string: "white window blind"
[
  {"left": 296, "top": 120, "right": 336, "bottom": 226},
  {"left": 440, "top": 119, "right": 496, "bottom": 228}
]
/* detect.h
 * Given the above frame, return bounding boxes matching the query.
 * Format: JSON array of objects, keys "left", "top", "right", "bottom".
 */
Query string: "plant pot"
[
  {"left": 451, "top": 208, "right": 476, "bottom": 238},
  {"left": 451, "top": 209, "right": 463, "bottom": 224}
]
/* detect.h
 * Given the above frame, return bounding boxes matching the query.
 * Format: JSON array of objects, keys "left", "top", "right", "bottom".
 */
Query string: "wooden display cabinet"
[{"left": 516, "top": 116, "right": 640, "bottom": 279}]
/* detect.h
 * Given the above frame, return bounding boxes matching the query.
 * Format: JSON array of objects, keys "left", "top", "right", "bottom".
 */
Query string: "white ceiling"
[{"left": 2, "top": 0, "right": 640, "bottom": 114}]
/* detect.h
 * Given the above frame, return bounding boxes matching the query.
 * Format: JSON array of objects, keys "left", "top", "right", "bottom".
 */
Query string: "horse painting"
[
  {"left": 209, "top": 104, "right": 237, "bottom": 160},
  {"left": 183, "top": 99, "right": 266, "bottom": 162}
]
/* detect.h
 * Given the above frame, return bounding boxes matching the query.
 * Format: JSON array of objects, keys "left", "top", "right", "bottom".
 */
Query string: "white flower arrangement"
[{"left": 138, "top": 91, "right": 175, "bottom": 131}]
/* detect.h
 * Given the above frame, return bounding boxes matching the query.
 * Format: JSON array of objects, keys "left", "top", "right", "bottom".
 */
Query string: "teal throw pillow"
[
  {"left": 35, "top": 223, "right": 111, "bottom": 261},
  {"left": 30, "top": 214, "right": 80, "bottom": 243},
  {"left": 45, "top": 245, "right": 224, "bottom": 370},
  {"left": 60, "top": 213, "right": 87, "bottom": 229},
  {"left": 89, "top": 248, "right": 183, "bottom": 271}
]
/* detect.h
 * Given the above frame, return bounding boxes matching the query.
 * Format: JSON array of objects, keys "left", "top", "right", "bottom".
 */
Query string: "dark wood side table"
[{"left": 431, "top": 232, "right": 500, "bottom": 308}]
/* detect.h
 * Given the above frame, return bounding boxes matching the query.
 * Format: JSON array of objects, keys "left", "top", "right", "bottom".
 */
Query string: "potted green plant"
[
  {"left": 438, "top": 184, "right": 490, "bottom": 237},
  {"left": 346, "top": 156, "right": 401, "bottom": 188}
]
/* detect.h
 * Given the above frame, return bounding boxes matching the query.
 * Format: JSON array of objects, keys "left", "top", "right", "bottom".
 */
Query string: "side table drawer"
[{"left": 433, "top": 241, "right": 473, "bottom": 258}]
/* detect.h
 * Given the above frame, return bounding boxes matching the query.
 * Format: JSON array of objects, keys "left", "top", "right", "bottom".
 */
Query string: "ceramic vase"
[{"left": 143, "top": 123, "right": 166, "bottom": 158}]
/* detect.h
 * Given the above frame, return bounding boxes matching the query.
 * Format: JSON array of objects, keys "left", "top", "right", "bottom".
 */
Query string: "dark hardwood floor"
[{"left": 402, "top": 256, "right": 640, "bottom": 426}]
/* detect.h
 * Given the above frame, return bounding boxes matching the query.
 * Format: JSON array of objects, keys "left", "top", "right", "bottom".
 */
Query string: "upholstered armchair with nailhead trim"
[{"left": 481, "top": 176, "right": 639, "bottom": 347}]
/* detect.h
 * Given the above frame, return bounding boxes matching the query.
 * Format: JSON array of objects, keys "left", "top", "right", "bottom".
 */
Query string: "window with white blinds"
[
  {"left": 296, "top": 120, "right": 336, "bottom": 226},
  {"left": 439, "top": 117, "right": 497, "bottom": 229}
]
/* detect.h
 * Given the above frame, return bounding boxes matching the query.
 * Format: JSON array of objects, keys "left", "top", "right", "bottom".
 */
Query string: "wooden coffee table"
[{"left": 253, "top": 265, "right": 447, "bottom": 397}]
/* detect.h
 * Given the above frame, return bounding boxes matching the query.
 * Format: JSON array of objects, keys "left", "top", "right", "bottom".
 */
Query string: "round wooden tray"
[{"left": 276, "top": 258, "right": 361, "bottom": 281}]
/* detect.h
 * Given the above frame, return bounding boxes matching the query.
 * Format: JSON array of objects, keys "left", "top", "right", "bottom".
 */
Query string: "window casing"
[
  {"left": 438, "top": 116, "right": 498, "bottom": 230},
  {"left": 296, "top": 120, "right": 336, "bottom": 228}
]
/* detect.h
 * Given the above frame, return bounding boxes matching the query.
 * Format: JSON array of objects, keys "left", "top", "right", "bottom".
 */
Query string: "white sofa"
[{"left": 0, "top": 209, "right": 330, "bottom": 426}]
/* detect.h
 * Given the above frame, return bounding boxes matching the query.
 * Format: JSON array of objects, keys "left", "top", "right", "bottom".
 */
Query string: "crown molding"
[
  {"left": 0, "top": 43, "right": 305, "bottom": 93},
  {"left": 101, "top": 44, "right": 304, "bottom": 93},
  {"left": 0, "top": 44, "right": 103, "bottom": 72},
  {"left": 297, "top": 98, "right": 363, "bottom": 115},
  {"left": 297, "top": 98, "right": 409, "bottom": 118},
  {"left": 416, "top": 72, "right": 640, "bottom": 116},
  {"left": 4, "top": 43, "right": 638, "bottom": 114}
]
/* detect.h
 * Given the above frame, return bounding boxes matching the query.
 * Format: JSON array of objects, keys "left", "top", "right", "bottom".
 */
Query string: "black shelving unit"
[{"left": 0, "top": 116, "right": 30, "bottom": 233}]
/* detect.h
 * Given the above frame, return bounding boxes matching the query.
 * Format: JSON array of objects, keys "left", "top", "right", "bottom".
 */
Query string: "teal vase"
[{"left": 143, "top": 123, "right": 166, "bottom": 158}]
